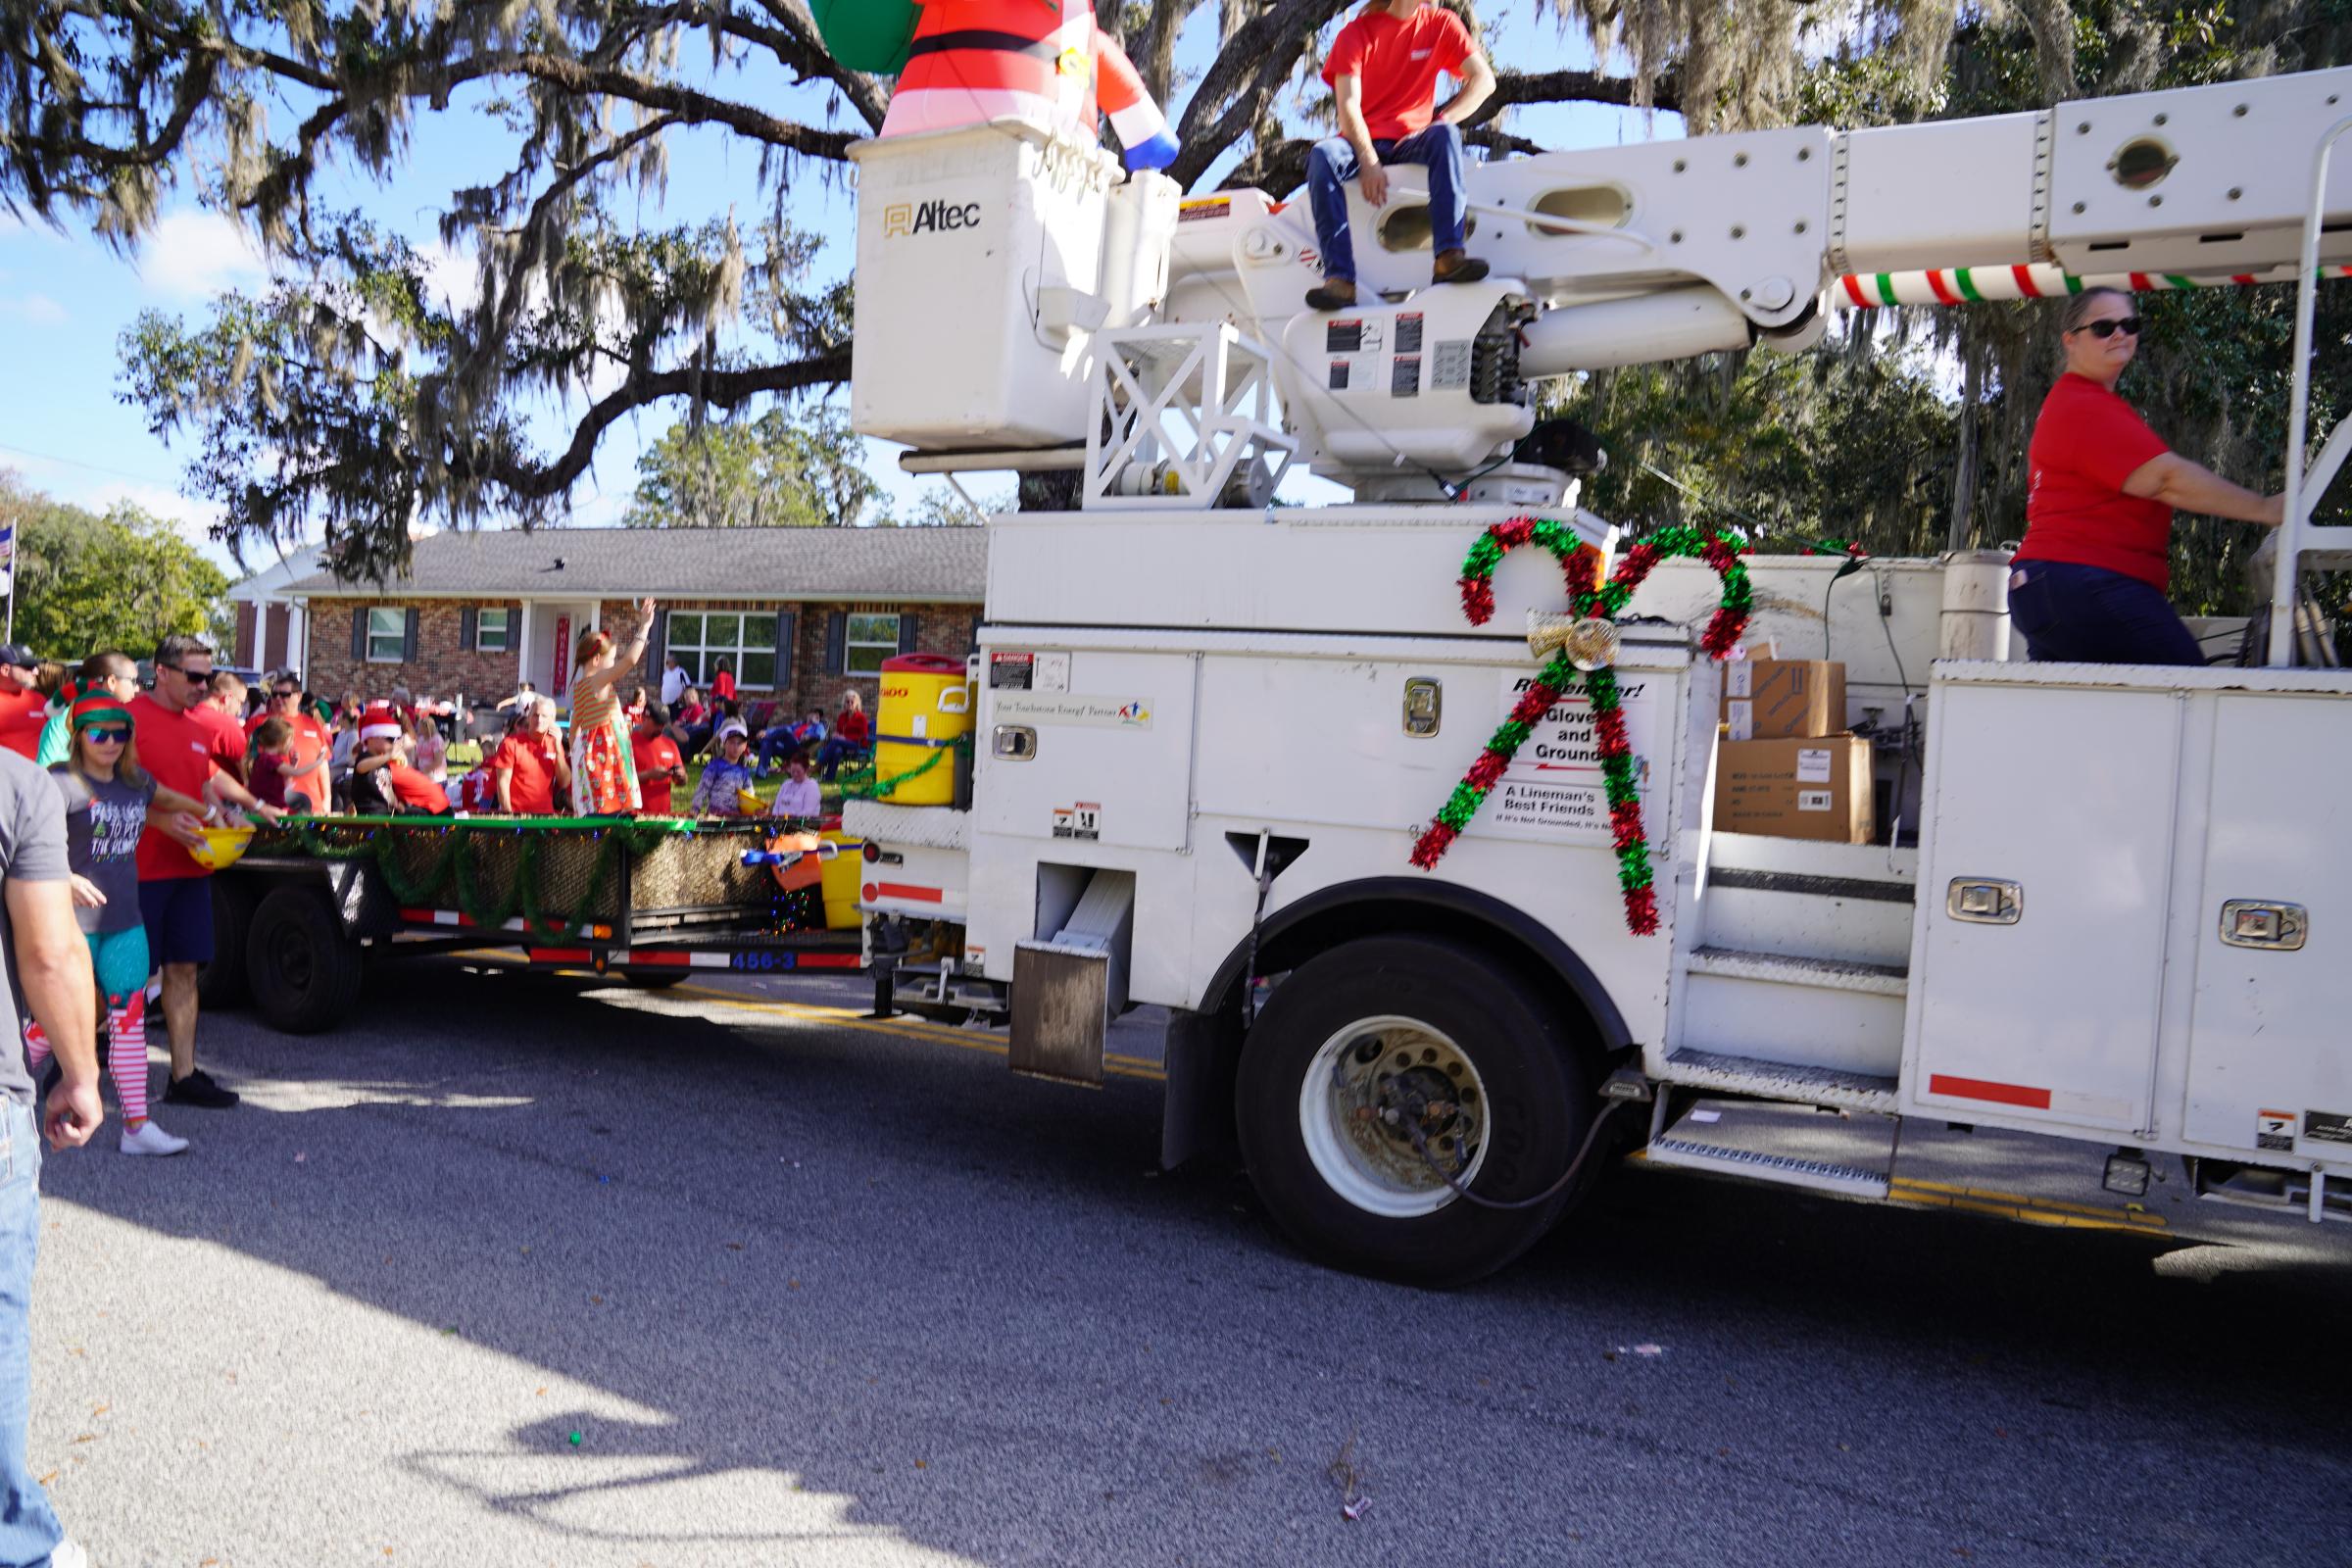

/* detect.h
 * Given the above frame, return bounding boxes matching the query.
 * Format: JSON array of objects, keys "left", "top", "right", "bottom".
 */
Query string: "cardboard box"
[
  {"left": 1720, "top": 659, "right": 1846, "bottom": 741},
  {"left": 1713, "top": 735, "right": 1875, "bottom": 844}
]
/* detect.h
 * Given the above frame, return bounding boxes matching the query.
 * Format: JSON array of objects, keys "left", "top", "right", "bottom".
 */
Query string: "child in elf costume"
[{"left": 869, "top": 0, "right": 1181, "bottom": 172}]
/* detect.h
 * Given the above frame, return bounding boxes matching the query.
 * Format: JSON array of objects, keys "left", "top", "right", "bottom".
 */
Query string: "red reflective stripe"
[
  {"left": 798, "top": 954, "right": 864, "bottom": 969},
  {"left": 2011, "top": 265, "right": 2040, "bottom": 298},
  {"left": 1840, "top": 274, "right": 1872, "bottom": 307},
  {"left": 1928, "top": 1073, "right": 2052, "bottom": 1110},
  {"left": 629, "top": 952, "right": 690, "bottom": 967},
  {"left": 2232, "top": 273, "right": 2257, "bottom": 285},
  {"left": 527, "top": 948, "right": 593, "bottom": 963},
  {"left": 875, "top": 882, "right": 946, "bottom": 904},
  {"left": 2129, "top": 271, "right": 2153, "bottom": 292},
  {"left": 1925, "top": 270, "right": 1960, "bottom": 306},
  {"left": 399, "top": 908, "right": 434, "bottom": 923}
]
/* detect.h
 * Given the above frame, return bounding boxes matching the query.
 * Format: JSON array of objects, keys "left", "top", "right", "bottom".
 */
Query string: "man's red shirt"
[
  {"left": 132, "top": 691, "right": 238, "bottom": 879},
  {"left": 194, "top": 703, "right": 249, "bottom": 776},
  {"left": 2014, "top": 372, "right": 2176, "bottom": 590},
  {"left": 492, "top": 733, "right": 563, "bottom": 814},
  {"left": 0, "top": 688, "right": 46, "bottom": 761},
  {"left": 382, "top": 760, "right": 450, "bottom": 814},
  {"left": 1321, "top": 6, "right": 1475, "bottom": 141},
  {"left": 632, "top": 730, "right": 683, "bottom": 815}
]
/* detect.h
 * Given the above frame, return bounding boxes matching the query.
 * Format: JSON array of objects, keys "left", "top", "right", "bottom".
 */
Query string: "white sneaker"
[
  {"left": 119, "top": 1120, "right": 189, "bottom": 1157},
  {"left": 51, "top": 1538, "right": 92, "bottom": 1567}
]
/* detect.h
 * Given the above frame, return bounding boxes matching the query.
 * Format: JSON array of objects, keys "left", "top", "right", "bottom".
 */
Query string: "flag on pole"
[{"left": 0, "top": 523, "right": 13, "bottom": 566}]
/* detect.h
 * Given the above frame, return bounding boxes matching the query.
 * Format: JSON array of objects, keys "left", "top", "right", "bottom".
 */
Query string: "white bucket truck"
[{"left": 844, "top": 72, "right": 2352, "bottom": 1283}]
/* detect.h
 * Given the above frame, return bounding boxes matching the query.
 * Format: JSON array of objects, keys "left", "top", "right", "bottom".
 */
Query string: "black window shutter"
[
  {"left": 647, "top": 609, "right": 667, "bottom": 672},
  {"left": 825, "top": 611, "right": 847, "bottom": 674},
  {"left": 402, "top": 608, "right": 420, "bottom": 661},
  {"left": 350, "top": 608, "right": 367, "bottom": 661},
  {"left": 460, "top": 608, "right": 477, "bottom": 650},
  {"left": 775, "top": 611, "right": 796, "bottom": 691},
  {"left": 898, "top": 612, "right": 919, "bottom": 654}
]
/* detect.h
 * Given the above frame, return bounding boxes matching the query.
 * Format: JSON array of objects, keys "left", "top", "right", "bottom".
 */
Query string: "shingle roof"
[{"left": 283, "top": 526, "right": 988, "bottom": 602}]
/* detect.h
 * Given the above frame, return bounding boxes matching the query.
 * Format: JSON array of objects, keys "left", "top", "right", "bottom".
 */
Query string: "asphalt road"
[{"left": 21, "top": 957, "right": 2352, "bottom": 1568}]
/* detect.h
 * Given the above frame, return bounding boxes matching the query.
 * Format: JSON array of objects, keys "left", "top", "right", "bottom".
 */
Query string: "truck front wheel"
[
  {"left": 246, "top": 884, "right": 366, "bottom": 1035},
  {"left": 1235, "top": 934, "right": 1593, "bottom": 1287}
]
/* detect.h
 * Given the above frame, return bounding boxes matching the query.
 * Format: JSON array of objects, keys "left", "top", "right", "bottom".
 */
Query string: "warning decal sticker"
[
  {"left": 2257, "top": 1108, "right": 2295, "bottom": 1152},
  {"left": 2303, "top": 1109, "right": 2352, "bottom": 1147}
]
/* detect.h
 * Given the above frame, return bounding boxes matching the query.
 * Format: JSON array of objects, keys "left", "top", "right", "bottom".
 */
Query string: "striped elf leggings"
[{"left": 24, "top": 926, "right": 154, "bottom": 1124}]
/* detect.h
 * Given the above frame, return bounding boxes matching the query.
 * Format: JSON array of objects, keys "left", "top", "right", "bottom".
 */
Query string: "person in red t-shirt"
[
  {"left": 1302, "top": 1, "right": 1496, "bottom": 313},
  {"left": 195, "top": 670, "right": 250, "bottom": 785},
  {"left": 245, "top": 671, "right": 334, "bottom": 811},
  {"left": 490, "top": 701, "right": 570, "bottom": 814},
  {"left": 0, "top": 646, "right": 48, "bottom": 761},
  {"left": 815, "top": 690, "right": 872, "bottom": 782},
  {"left": 2010, "top": 287, "right": 2283, "bottom": 665},
  {"left": 133, "top": 633, "right": 285, "bottom": 1111},
  {"left": 631, "top": 703, "right": 686, "bottom": 816}
]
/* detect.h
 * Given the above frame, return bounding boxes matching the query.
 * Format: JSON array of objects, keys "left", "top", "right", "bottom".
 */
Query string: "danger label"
[{"left": 2257, "top": 1108, "right": 2295, "bottom": 1152}]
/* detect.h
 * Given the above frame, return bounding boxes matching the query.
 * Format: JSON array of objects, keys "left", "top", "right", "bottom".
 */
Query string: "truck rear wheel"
[
  {"left": 246, "top": 884, "right": 365, "bottom": 1035},
  {"left": 198, "top": 874, "right": 257, "bottom": 1009},
  {"left": 1235, "top": 934, "right": 1592, "bottom": 1286}
]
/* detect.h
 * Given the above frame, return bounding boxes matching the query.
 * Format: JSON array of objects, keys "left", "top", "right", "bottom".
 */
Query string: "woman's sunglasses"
[
  {"left": 84, "top": 728, "right": 129, "bottom": 746},
  {"left": 2076, "top": 316, "right": 2143, "bottom": 339}
]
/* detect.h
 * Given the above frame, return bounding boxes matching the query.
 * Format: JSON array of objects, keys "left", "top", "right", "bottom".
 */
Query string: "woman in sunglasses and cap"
[{"left": 2008, "top": 287, "right": 2284, "bottom": 664}]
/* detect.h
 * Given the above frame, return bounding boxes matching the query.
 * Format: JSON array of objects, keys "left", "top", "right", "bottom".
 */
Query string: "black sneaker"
[{"left": 163, "top": 1068, "right": 240, "bottom": 1109}]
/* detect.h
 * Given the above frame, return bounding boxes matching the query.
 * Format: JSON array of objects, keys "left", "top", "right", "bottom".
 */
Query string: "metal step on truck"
[{"left": 840, "top": 65, "right": 2352, "bottom": 1283}]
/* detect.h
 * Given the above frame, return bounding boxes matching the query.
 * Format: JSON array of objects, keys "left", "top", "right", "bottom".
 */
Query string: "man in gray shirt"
[{"left": 0, "top": 747, "right": 101, "bottom": 1568}]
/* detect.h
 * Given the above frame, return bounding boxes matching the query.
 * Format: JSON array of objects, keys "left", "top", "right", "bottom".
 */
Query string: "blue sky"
[{"left": 0, "top": 2, "right": 1683, "bottom": 579}]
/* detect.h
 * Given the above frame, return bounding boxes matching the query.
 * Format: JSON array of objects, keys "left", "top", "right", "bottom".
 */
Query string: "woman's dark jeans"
[{"left": 2006, "top": 559, "right": 2208, "bottom": 665}]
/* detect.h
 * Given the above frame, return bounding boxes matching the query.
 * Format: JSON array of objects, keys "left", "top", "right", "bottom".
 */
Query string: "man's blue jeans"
[
  {"left": 1304, "top": 122, "right": 1470, "bottom": 283},
  {"left": 0, "top": 1098, "right": 65, "bottom": 1567}
]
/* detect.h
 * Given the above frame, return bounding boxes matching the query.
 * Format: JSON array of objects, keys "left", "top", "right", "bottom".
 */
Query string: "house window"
[
  {"left": 366, "top": 607, "right": 406, "bottom": 663},
  {"left": 475, "top": 608, "right": 512, "bottom": 652},
  {"left": 845, "top": 612, "right": 902, "bottom": 675},
  {"left": 665, "top": 610, "right": 779, "bottom": 689}
]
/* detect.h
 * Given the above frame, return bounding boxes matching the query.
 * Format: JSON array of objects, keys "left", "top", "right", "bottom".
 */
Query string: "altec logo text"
[{"left": 884, "top": 200, "right": 984, "bottom": 238}]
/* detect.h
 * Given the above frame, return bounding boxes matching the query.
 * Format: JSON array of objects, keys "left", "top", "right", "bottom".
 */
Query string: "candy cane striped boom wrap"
[{"left": 1835, "top": 262, "right": 2352, "bottom": 308}]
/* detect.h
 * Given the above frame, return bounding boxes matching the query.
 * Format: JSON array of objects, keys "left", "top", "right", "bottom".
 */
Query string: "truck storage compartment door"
[
  {"left": 977, "top": 648, "right": 1197, "bottom": 853},
  {"left": 2181, "top": 691, "right": 2352, "bottom": 1162},
  {"left": 1904, "top": 677, "right": 2180, "bottom": 1133}
]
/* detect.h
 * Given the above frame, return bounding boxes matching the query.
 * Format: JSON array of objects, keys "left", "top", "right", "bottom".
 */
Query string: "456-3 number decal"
[{"left": 729, "top": 951, "right": 795, "bottom": 972}]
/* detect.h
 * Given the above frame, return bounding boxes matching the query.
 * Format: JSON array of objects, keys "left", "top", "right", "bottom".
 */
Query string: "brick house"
[
  {"left": 224, "top": 547, "right": 324, "bottom": 675},
  {"left": 282, "top": 526, "right": 987, "bottom": 727}
]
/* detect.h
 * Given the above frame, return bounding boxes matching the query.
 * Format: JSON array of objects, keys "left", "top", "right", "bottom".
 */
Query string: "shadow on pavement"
[{"left": 33, "top": 958, "right": 2352, "bottom": 1567}]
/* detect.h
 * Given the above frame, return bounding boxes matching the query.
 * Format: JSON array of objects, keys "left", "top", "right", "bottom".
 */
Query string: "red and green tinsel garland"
[{"left": 1409, "top": 516, "right": 1753, "bottom": 937}]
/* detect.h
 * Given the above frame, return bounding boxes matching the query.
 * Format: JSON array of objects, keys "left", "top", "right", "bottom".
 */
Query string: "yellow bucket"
[
  {"left": 820, "top": 829, "right": 863, "bottom": 929},
  {"left": 188, "top": 825, "right": 255, "bottom": 872},
  {"left": 874, "top": 654, "right": 972, "bottom": 808}
]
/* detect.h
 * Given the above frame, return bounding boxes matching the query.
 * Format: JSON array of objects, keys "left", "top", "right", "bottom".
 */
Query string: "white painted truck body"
[{"left": 842, "top": 67, "right": 2352, "bottom": 1278}]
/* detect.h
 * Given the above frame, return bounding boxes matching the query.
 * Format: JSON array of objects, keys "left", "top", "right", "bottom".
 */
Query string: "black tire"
[
  {"left": 198, "top": 875, "right": 258, "bottom": 1009},
  {"left": 245, "top": 883, "right": 366, "bottom": 1035},
  {"left": 1235, "top": 934, "right": 1593, "bottom": 1287}
]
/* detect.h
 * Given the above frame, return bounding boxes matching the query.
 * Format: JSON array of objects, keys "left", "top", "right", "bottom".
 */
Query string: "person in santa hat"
[{"left": 344, "top": 704, "right": 450, "bottom": 815}]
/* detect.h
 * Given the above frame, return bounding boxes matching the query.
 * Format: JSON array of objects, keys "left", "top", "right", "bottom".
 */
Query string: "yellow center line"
[{"left": 1889, "top": 1176, "right": 2167, "bottom": 1228}]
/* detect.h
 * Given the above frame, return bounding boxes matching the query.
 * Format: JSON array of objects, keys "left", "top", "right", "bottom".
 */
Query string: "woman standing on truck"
[
  {"left": 2008, "top": 287, "right": 2285, "bottom": 664},
  {"left": 567, "top": 600, "right": 657, "bottom": 816}
]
